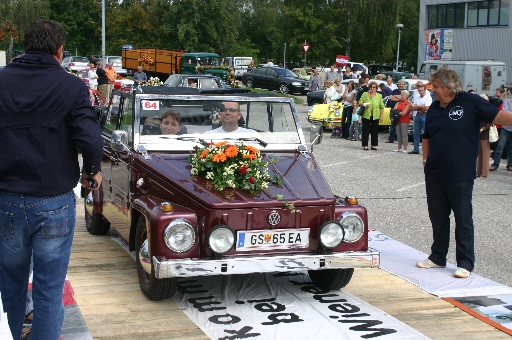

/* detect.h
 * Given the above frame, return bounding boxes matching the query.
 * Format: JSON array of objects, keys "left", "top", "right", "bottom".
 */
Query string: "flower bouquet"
[
  {"left": 138, "top": 54, "right": 154, "bottom": 70},
  {"left": 482, "top": 66, "right": 492, "bottom": 91},
  {"left": 188, "top": 140, "right": 280, "bottom": 193},
  {"left": 145, "top": 76, "right": 163, "bottom": 86}
]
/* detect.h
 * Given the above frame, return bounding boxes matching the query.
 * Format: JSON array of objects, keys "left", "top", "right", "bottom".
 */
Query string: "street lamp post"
[{"left": 395, "top": 24, "right": 404, "bottom": 72}]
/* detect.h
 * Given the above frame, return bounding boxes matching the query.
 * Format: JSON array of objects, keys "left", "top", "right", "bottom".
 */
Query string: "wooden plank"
[{"left": 69, "top": 212, "right": 510, "bottom": 340}]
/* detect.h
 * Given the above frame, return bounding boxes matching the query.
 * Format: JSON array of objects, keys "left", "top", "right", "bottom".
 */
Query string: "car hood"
[
  {"left": 308, "top": 103, "right": 344, "bottom": 122},
  {"left": 142, "top": 152, "right": 335, "bottom": 208},
  {"left": 281, "top": 76, "right": 307, "bottom": 83}
]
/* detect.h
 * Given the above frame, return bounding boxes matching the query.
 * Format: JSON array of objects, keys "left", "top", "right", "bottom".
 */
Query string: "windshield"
[
  {"left": 116, "top": 96, "right": 303, "bottom": 151},
  {"left": 197, "top": 57, "right": 221, "bottom": 66},
  {"left": 73, "top": 57, "right": 89, "bottom": 62},
  {"left": 108, "top": 57, "right": 122, "bottom": 64},
  {"left": 277, "top": 68, "right": 299, "bottom": 78}
]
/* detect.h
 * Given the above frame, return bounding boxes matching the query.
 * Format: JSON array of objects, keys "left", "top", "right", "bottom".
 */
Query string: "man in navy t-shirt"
[{"left": 416, "top": 67, "right": 512, "bottom": 279}]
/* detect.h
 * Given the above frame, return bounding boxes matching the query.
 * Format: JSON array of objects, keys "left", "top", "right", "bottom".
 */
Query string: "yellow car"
[{"left": 307, "top": 101, "right": 391, "bottom": 129}]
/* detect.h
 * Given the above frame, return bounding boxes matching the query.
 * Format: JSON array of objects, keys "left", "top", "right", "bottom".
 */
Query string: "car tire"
[
  {"left": 279, "top": 83, "right": 289, "bottom": 94},
  {"left": 84, "top": 195, "right": 110, "bottom": 235},
  {"left": 309, "top": 99, "right": 322, "bottom": 106},
  {"left": 246, "top": 79, "right": 253, "bottom": 88},
  {"left": 135, "top": 215, "right": 177, "bottom": 301},
  {"left": 308, "top": 268, "right": 354, "bottom": 290}
]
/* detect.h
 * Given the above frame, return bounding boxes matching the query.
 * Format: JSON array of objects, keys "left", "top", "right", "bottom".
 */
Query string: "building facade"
[{"left": 418, "top": 0, "right": 512, "bottom": 83}]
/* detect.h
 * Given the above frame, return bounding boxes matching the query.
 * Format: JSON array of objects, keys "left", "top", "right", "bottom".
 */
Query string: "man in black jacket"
[
  {"left": 0, "top": 19, "right": 103, "bottom": 340},
  {"left": 96, "top": 61, "right": 109, "bottom": 99}
]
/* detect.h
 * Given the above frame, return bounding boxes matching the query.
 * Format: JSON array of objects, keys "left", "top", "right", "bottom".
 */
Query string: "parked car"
[
  {"left": 61, "top": 56, "right": 90, "bottom": 72},
  {"left": 82, "top": 86, "right": 380, "bottom": 301},
  {"left": 292, "top": 68, "right": 311, "bottom": 81},
  {"left": 242, "top": 66, "right": 309, "bottom": 94},
  {"left": 399, "top": 79, "right": 430, "bottom": 92},
  {"left": 380, "top": 71, "right": 414, "bottom": 83},
  {"left": 307, "top": 96, "right": 392, "bottom": 129},
  {"left": 77, "top": 68, "right": 134, "bottom": 92},
  {"left": 163, "top": 74, "right": 251, "bottom": 95},
  {"left": 88, "top": 55, "right": 102, "bottom": 66},
  {"left": 367, "top": 64, "right": 394, "bottom": 78},
  {"left": 63, "top": 50, "right": 72, "bottom": 58},
  {"left": 306, "top": 79, "right": 386, "bottom": 106},
  {"left": 104, "top": 55, "right": 129, "bottom": 75}
]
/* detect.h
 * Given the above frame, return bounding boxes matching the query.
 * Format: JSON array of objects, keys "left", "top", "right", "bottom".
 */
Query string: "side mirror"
[{"left": 111, "top": 130, "right": 130, "bottom": 152}]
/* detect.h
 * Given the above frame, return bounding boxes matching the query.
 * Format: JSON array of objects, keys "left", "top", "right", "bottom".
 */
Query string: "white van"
[
  {"left": 224, "top": 56, "right": 253, "bottom": 79},
  {"left": 418, "top": 60, "right": 506, "bottom": 96}
]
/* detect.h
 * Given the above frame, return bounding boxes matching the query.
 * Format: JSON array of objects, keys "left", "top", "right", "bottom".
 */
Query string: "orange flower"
[
  {"left": 224, "top": 145, "right": 238, "bottom": 158},
  {"left": 243, "top": 153, "right": 257, "bottom": 161},
  {"left": 212, "top": 153, "right": 227, "bottom": 163},
  {"left": 199, "top": 150, "right": 209, "bottom": 159},
  {"left": 215, "top": 141, "right": 228, "bottom": 147},
  {"left": 244, "top": 145, "right": 259, "bottom": 154}
]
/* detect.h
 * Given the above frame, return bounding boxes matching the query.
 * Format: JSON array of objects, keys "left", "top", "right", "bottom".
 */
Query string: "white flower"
[
  {"left": 206, "top": 172, "right": 214, "bottom": 180},
  {"left": 191, "top": 168, "right": 198, "bottom": 175}
]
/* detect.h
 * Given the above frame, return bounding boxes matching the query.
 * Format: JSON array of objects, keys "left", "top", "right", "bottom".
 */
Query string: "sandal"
[
  {"left": 371, "top": 147, "right": 377, "bottom": 151},
  {"left": 363, "top": 147, "right": 368, "bottom": 150}
]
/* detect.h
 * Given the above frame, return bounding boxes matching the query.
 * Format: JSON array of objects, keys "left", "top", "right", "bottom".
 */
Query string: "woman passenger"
[{"left": 160, "top": 110, "right": 183, "bottom": 135}]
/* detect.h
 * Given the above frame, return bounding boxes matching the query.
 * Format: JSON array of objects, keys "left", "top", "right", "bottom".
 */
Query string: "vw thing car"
[{"left": 83, "top": 86, "right": 380, "bottom": 301}]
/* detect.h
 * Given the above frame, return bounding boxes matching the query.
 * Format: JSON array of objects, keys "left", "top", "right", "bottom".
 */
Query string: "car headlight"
[
  {"left": 208, "top": 225, "right": 235, "bottom": 255},
  {"left": 163, "top": 219, "right": 195, "bottom": 253},
  {"left": 291, "top": 82, "right": 301, "bottom": 86},
  {"left": 338, "top": 212, "right": 364, "bottom": 243},
  {"left": 335, "top": 109, "right": 341, "bottom": 117},
  {"left": 308, "top": 107, "right": 314, "bottom": 113},
  {"left": 318, "top": 221, "right": 344, "bottom": 249}
]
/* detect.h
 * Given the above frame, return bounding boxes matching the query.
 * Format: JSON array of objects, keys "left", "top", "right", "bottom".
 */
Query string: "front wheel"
[
  {"left": 279, "top": 83, "right": 289, "bottom": 94},
  {"left": 245, "top": 78, "right": 253, "bottom": 88},
  {"left": 308, "top": 268, "right": 354, "bottom": 290},
  {"left": 84, "top": 196, "right": 110, "bottom": 235},
  {"left": 135, "top": 215, "right": 177, "bottom": 301}
]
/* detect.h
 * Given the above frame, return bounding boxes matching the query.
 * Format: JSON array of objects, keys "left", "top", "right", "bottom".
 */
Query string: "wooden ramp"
[{"left": 68, "top": 207, "right": 509, "bottom": 339}]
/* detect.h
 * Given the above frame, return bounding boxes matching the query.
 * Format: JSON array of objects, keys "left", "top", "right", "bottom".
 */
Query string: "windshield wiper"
[{"left": 237, "top": 137, "right": 268, "bottom": 147}]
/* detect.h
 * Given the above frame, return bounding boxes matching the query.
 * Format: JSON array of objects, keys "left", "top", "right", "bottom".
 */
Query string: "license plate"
[{"left": 236, "top": 228, "right": 309, "bottom": 251}]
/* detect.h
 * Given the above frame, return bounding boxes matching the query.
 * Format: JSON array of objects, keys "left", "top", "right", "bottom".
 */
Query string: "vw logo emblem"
[{"left": 268, "top": 212, "right": 281, "bottom": 226}]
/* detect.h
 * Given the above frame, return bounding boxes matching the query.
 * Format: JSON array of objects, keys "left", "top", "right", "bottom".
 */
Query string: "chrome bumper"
[{"left": 153, "top": 248, "right": 380, "bottom": 279}]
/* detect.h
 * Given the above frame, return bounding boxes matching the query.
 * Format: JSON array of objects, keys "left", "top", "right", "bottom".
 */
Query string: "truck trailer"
[{"left": 418, "top": 60, "right": 506, "bottom": 96}]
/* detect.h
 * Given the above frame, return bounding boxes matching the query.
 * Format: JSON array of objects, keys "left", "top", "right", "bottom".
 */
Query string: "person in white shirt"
[
  {"left": 87, "top": 63, "right": 98, "bottom": 90},
  {"left": 385, "top": 76, "right": 397, "bottom": 91},
  {"left": 204, "top": 101, "right": 258, "bottom": 134},
  {"left": 408, "top": 85, "right": 432, "bottom": 154}
]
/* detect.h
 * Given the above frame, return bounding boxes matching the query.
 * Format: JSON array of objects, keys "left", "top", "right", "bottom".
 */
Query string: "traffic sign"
[{"left": 302, "top": 44, "right": 310, "bottom": 53}]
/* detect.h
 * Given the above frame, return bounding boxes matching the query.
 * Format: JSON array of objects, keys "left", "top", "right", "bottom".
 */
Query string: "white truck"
[
  {"left": 224, "top": 56, "right": 253, "bottom": 79},
  {"left": 0, "top": 51, "right": 6, "bottom": 67},
  {"left": 418, "top": 60, "right": 506, "bottom": 96}
]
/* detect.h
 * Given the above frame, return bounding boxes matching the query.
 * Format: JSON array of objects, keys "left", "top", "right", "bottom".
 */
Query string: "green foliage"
[{"left": 1, "top": 0, "right": 420, "bottom": 71}]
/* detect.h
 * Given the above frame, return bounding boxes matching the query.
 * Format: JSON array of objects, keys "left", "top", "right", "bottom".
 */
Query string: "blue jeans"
[
  {"left": 425, "top": 173, "right": 475, "bottom": 272},
  {"left": 0, "top": 190, "right": 76, "bottom": 340},
  {"left": 491, "top": 128, "right": 512, "bottom": 168},
  {"left": 413, "top": 114, "right": 426, "bottom": 152},
  {"left": 387, "top": 121, "right": 397, "bottom": 142}
]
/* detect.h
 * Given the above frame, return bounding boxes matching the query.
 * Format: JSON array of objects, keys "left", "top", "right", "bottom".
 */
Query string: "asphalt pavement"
[{"left": 294, "top": 96, "right": 512, "bottom": 287}]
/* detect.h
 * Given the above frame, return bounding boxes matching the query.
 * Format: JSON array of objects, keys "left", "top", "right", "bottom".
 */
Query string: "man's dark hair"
[{"left": 23, "top": 19, "right": 65, "bottom": 55}]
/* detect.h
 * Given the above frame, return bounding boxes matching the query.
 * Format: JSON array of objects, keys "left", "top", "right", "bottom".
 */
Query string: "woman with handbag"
[
  {"left": 477, "top": 94, "right": 493, "bottom": 178},
  {"left": 341, "top": 80, "right": 356, "bottom": 139},
  {"left": 357, "top": 81, "right": 384, "bottom": 150},
  {"left": 393, "top": 90, "right": 411, "bottom": 153}
]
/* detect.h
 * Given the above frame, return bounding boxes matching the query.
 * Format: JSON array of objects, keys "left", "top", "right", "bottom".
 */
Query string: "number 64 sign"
[{"left": 142, "top": 100, "right": 160, "bottom": 110}]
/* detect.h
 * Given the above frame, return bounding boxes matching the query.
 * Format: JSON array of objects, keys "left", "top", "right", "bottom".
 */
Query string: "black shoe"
[
  {"left": 24, "top": 311, "right": 33, "bottom": 325},
  {"left": 408, "top": 151, "right": 419, "bottom": 154}
]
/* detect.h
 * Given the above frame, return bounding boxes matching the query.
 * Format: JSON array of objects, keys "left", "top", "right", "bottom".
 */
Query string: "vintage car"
[
  {"left": 83, "top": 87, "right": 380, "bottom": 301},
  {"left": 307, "top": 95, "right": 392, "bottom": 129},
  {"left": 292, "top": 68, "right": 311, "bottom": 81}
]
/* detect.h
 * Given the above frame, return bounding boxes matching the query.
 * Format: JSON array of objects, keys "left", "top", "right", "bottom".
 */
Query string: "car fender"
[{"left": 130, "top": 196, "right": 199, "bottom": 258}]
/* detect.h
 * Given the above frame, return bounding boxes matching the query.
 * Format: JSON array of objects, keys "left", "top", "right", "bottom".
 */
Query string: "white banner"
[{"left": 172, "top": 272, "right": 428, "bottom": 340}]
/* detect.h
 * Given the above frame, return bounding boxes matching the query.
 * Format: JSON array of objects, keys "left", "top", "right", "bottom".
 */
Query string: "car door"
[
  {"left": 107, "top": 94, "right": 133, "bottom": 239},
  {"left": 252, "top": 67, "right": 267, "bottom": 88},
  {"left": 265, "top": 68, "right": 279, "bottom": 91}
]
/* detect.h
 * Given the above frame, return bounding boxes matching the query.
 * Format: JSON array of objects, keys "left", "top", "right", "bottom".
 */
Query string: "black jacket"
[
  {"left": 96, "top": 67, "right": 109, "bottom": 85},
  {"left": 0, "top": 51, "right": 103, "bottom": 196}
]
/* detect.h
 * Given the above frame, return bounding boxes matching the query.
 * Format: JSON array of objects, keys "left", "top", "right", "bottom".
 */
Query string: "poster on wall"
[{"left": 425, "top": 29, "right": 452, "bottom": 61}]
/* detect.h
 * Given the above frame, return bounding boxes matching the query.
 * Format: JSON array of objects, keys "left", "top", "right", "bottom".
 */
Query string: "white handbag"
[{"left": 489, "top": 125, "right": 499, "bottom": 143}]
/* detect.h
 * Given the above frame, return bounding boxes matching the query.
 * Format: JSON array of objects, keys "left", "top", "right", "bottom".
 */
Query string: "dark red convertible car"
[{"left": 83, "top": 87, "right": 380, "bottom": 300}]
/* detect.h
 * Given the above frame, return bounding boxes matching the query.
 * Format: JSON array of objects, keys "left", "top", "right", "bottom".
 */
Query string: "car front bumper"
[{"left": 153, "top": 248, "right": 380, "bottom": 278}]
